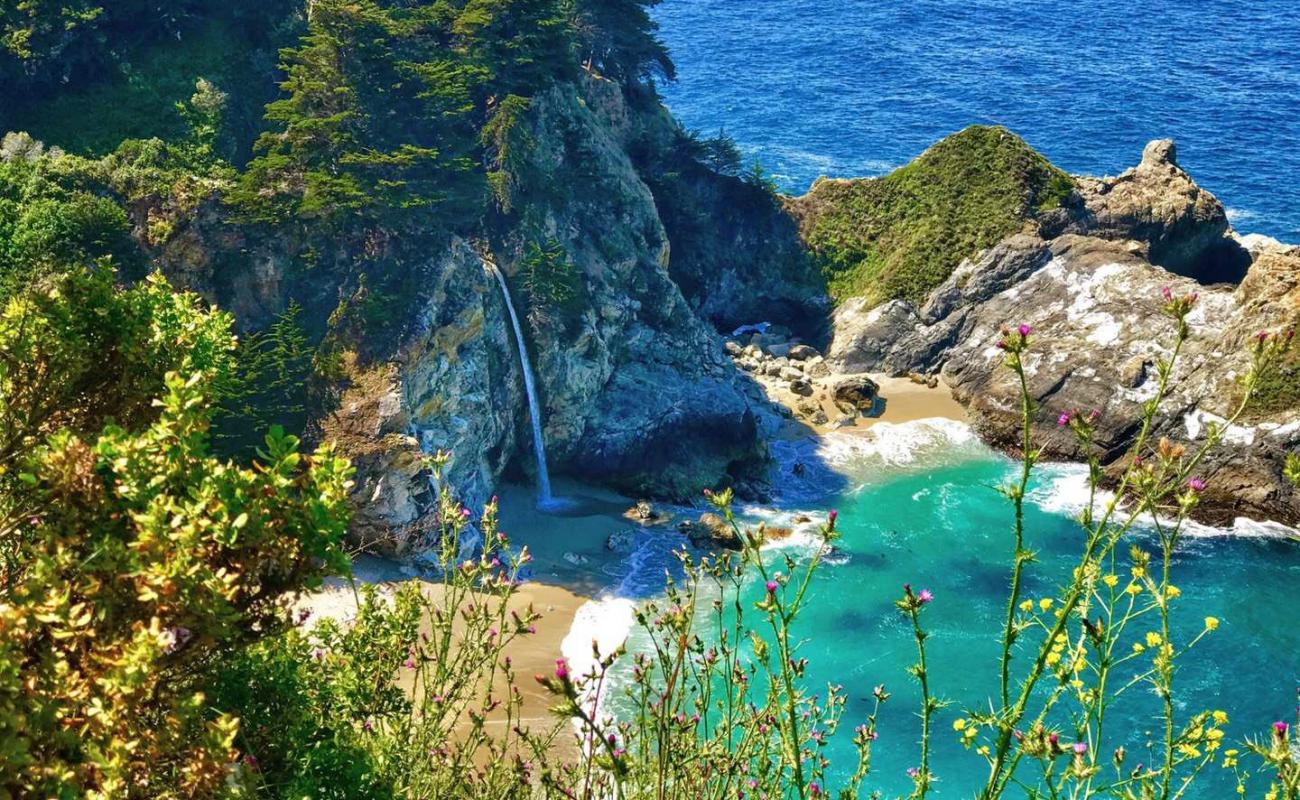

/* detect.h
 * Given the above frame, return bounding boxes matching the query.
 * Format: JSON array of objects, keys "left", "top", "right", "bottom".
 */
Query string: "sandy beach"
[
  {"left": 753, "top": 368, "right": 968, "bottom": 440},
  {"left": 297, "top": 556, "right": 589, "bottom": 756},
  {"left": 293, "top": 372, "right": 969, "bottom": 761}
]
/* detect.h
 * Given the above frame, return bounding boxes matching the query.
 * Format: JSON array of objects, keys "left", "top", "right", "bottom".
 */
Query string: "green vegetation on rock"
[{"left": 792, "top": 125, "right": 1075, "bottom": 307}]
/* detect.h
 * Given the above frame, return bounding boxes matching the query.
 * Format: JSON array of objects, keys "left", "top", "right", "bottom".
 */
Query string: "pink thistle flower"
[
  {"left": 554, "top": 658, "right": 570, "bottom": 681},
  {"left": 1073, "top": 742, "right": 1088, "bottom": 755},
  {"left": 918, "top": 589, "right": 933, "bottom": 604},
  {"left": 1258, "top": 330, "right": 1271, "bottom": 343},
  {"left": 765, "top": 580, "right": 778, "bottom": 593},
  {"left": 1187, "top": 477, "right": 1206, "bottom": 493},
  {"left": 1017, "top": 324, "right": 1032, "bottom": 337},
  {"left": 828, "top": 508, "right": 838, "bottom": 526},
  {"left": 1274, "top": 721, "right": 1289, "bottom": 738},
  {"left": 404, "top": 658, "right": 416, "bottom": 669},
  {"left": 1058, "top": 411, "right": 1072, "bottom": 426},
  {"left": 1161, "top": 286, "right": 1173, "bottom": 302}
]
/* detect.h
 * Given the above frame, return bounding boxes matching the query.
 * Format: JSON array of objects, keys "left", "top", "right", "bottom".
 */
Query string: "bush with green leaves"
[
  {"left": 794, "top": 125, "right": 1076, "bottom": 307},
  {"left": 0, "top": 264, "right": 352, "bottom": 797}
]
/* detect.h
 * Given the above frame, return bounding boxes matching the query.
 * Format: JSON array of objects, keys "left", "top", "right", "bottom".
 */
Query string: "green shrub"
[
  {"left": 521, "top": 238, "right": 586, "bottom": 332},
  {"left": 794, "top": 125, "right": 1076, "bottom": 307}
]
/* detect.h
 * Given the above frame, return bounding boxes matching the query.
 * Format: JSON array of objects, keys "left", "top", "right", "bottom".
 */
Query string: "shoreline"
[{"left": 297, "top": 558, "right": 590, "bottom": 755}]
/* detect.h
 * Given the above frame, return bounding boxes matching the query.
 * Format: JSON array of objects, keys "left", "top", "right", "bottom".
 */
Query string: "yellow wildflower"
[
  {"left": 1039, "top": 598, "right": 1053, "bottom": 611},
  {"left": 1205, "top": 616, "right": 1220, "bottom": 631},
  {"left": 1213, "top": 711, "right": 1229, "bottom": 725},
  {"left": 1165, "top": 585, "right": 1181, "bottom": 599},
  {"left": 1145, "top": 631, "right": 1162, "bottom": 647},
  {"left": 953, "top": 718, "right": 968, "bottom": 731},
  {"left": 1019, "top": 599, "right": 1034, "bottom": 613},
  {"left": 1102, "top": 574, "right": 1119, "bottom": 588},
  {"left": 1125, "top": 583, "right": 1142, "bottom": 596}
]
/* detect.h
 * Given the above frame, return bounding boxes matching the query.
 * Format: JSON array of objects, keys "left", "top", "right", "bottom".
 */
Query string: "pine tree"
[{"left": 572, "top": 0, "right": 674, "bottom": 85}]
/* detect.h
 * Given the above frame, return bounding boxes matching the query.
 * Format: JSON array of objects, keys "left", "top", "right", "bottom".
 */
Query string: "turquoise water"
[
  {"left": 771, "top": 452, "right": 1299, "bottom": 796},
  {"left": 653, "top": 0, "right": 1300, "bottom": 241},
  {"left": 573, "top": 424, "right": 1300, "bottom": 797}
]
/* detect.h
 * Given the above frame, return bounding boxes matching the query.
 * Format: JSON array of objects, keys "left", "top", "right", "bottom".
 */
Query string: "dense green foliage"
[
  {"left": 521, "top": 238, "right": 586, "bottom": 332},
  {"left": 795, "top": 125, "right": 1075, "bottom": 306},
  {"left": 0, "top": 137, "right": 139, "bottom": 296},
  {"left": 0, "top": 269, "right": 352, "bottom": 797},
  {"left": 0, "top": 3, "right": 299, "bottom": 160},
  {"left": 231, "top": 0, "right": 669, "bottom": 231}
]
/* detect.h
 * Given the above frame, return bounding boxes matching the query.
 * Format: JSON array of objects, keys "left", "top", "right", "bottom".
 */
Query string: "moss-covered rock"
[{"left": 787, "top": 125, "right": 1075, "bottom": 308}]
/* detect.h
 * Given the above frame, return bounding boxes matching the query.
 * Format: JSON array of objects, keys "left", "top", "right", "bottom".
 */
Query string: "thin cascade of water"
[{"left": 484, "top": 260, "right": 554, "bottom": 507}]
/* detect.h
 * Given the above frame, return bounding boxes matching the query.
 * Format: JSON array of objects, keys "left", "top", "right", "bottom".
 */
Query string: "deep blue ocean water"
[{"left": 653, "top": 0, "right": 1300, "bottom": 241}]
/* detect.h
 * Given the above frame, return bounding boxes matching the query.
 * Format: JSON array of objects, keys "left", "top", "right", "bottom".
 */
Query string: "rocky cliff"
[
  {"left": 809, "top": 135, "right": 1300, "bottom": 525},
  {"left": 142, "top": 76, "right": 787, "bottom": 553}
]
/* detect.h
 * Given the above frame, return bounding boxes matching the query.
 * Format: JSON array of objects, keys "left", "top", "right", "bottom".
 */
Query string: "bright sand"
[{"left": 297, "top": 557, "right": 587, "bottom": 757}]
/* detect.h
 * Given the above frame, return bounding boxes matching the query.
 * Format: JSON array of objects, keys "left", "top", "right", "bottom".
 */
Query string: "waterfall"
[{"left": 485, "top": 261, "right": 554, "bottom": 507}]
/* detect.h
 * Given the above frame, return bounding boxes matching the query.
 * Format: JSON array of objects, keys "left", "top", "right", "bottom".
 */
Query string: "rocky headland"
[
  {"left": 796, "top": 134, "right": 1300, "bottom": 526},
  {"left": 127, "top": 87, "right": 1300, "bottom": 548}
]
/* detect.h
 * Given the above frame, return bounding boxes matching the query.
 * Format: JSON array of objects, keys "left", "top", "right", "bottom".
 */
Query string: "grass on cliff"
[{"left": 792, "top": 125, "right": 1075, "bottom": 307}]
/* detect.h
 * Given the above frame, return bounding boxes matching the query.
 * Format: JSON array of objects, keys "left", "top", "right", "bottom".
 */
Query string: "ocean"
[
  {"left": 653, "top": 0, "right": 1300, "bottom": 242},
  {"left": 558, "top": 424, "right": 1300, "bottom": 797},
  {"left": 541, "top": 6, "right": 1300, "bottom": 794}
]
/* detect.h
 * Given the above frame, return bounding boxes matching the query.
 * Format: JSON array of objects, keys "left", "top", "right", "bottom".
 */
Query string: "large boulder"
[
  {"left": 832, "top": 376, "right": 880, "bottom": 414},
  {"left": 1067, "top": 139, "right": 1243, "bottom": 281}
]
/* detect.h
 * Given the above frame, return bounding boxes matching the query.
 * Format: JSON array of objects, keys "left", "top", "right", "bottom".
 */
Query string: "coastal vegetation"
[
  {"left": 1, "top": 0, "right": 1298, "bottom": 798},
  {"left": 791, "top": 125, "right": 1075, "bottom": 306}
]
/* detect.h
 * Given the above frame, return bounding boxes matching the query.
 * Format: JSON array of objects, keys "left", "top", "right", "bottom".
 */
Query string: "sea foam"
[
  {"left": 1029, "top": 463, "right": 1298, "bottom": 540},
  {"left": 770, "top": 418, "right": 984, "bottom": 503}
]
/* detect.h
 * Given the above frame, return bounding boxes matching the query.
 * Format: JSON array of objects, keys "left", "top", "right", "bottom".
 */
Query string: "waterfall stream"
[{"left": 485, "top": 261, "right": 554, "bottom": 507}]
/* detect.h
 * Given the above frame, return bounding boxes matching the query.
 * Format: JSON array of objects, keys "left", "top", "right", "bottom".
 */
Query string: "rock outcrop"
[{"left": 820, "top": 138, "right": 1300, "bottom": 525}]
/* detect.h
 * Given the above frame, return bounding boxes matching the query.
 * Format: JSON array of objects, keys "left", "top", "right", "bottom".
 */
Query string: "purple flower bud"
[
  {"left": 1058, "top": 411, "right": 1072, "bottom": 427},
  {"left": 907, "top": 767, "right": 919, "bottom": 778},
  {"left": 828, "top": 508, "right": 838, "bottom": 526},
  {"left": 765, "top": 580, "right": 778, "bottom": 594},
  {"left": 1274, "top": 721, "right": 1289, "bottom": 738},
  {"left": 1161, "top": 286, "right": 1173, "bottom": 302},
  {"left": 1017, "top": 323, "right": 1032, "bottom": 337},
  {"left": 554, "top": 658, "right": 569, "bottom": 681},
  {"left": 1258, "top": 330, "right": 1271, "bottom": 343},
  {"left": 918, "top": 589, "right": 933, "bottom": 604},
  {"left": 1073, "top": 742, "right": 1087, "bottom": 755},
  {"left": 1187, "top": 477, "right": 1206, "bottom": 493}
]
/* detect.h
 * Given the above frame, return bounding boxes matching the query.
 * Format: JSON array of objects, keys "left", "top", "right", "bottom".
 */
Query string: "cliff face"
[
  {"left": 145, "top": 76, "right": 785, "bottom": 552},
  {"left": 813, "top": 136, "right": 1300, "bottom": 525}
]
